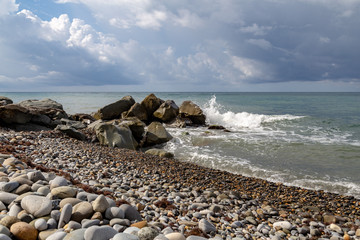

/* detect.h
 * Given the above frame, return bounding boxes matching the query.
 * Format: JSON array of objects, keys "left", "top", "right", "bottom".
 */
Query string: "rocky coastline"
[{"left": 0, "top": 95, "right": 360, "bottom": 240}]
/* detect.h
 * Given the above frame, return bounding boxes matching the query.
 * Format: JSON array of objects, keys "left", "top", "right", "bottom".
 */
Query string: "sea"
[{"left": 1, "top": 92, "right": 360, "bottom": 198}]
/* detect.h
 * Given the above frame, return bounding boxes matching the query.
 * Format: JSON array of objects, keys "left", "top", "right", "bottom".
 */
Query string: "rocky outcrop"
[
  {"left": 94, "top": 96, "right": 135, "bottom": 120},
  {"left": 116, "top": 117, "right": 145, "bottom": 143},
  {"left": 0, "top": 105, "right": 32, "bottom": 124},
  {"left": 179, "top": 101, "right": 206, "bottom": 125},
  {"left": 0, "top": 96, "right": 13, "bottom": 106},
  {"left": 144, "top": 122, "right": 172, "bottom": 146},
  {"left": 153, "top": 100, "right": 179, "bottom": 123},
  {"left": 19, "top": 98, "right": 64, "bottom": 110},
  {"left": 123, "top": 103, "right": 148, "bottom": 122},
  {"left": 140, "top": 94, "right": 163, "bottom": 121},
  {"left": 95, "top": 123, "right": 138, "bottom": 150}
]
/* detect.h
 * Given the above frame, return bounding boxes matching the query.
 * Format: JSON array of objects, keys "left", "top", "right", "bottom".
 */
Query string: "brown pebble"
[
  {"left": 10, "top": 222, "right": 38, "bottom": 240},
  {"left": 131, "top": 220, "right": 147, "bottom": 228}
]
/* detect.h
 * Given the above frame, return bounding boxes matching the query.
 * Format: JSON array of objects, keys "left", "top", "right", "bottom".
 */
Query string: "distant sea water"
[{"left": 1, "top": 92, "right": 360, "bottom": 198}]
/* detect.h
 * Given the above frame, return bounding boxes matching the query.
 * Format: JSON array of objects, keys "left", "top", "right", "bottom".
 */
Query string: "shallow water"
[{"left": 2, "top": 92, "right": 360, "bottom": 198}]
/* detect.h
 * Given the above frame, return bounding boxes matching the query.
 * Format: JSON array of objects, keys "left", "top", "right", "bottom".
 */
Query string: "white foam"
[{"left": 203, "top": 96, "right": 302, "bottom": 130}]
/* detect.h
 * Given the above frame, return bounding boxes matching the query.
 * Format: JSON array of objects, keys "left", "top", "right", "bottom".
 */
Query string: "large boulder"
[
  {"left": 153, "top": 100, "right": 179, "bottom": 123},
  {"left": 95, "top": 123, "right": 138, "bottom": 150},
  {"left": 117, "top": 117, "right": 145, "bottom": 143},
  {"left": 0, "top": 96, "right": 13, "bottom": 106},
  {"left": 179, "top": 101, "right": 206, "bottom": 125},
  {"left": 94, "top": 96, "right": 135, "bottom": 120},
  {"left": 0, "top": 104, "right": 32, "bottom": 124},
  {"left": 144, "top": 122, "right": 172, "bottom": 146},
  {"left": 140, "top": 94, "right": 164, "bottom": 121},
  {"left": 124, "top": 103, "right": 148, "bottom": 122},
  {"left": 19, "top": 98, "right": 63, "bottom": 110},
  {"left": 55, "top": 125, "right": 86, "bottom": 141}
]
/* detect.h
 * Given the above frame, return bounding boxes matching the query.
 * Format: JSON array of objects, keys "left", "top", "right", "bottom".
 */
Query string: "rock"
[
  {"left": 19, "top": 98, "right": 63, "bottom": 110},
  {"left": 95, "top": 123, "right": 138, "bottom": 150},
  {"left": 72, "top": 201, "right": 94, "bottom": 222},
  {"left": 21, "top": 195, "right": 52, "bottom": 217},
  {"left": 198, "top": 219, "right": 216, "bottom": 233},
  {"left": 123, "top": 227, "right": 141, "bottom": 235},
  {"left": 60, "top": 118, "right": 86, "bottom": 129},
  {"left": 117, "top": 117, "right": 146, "bottom": 142},
  {"left": 125, "top": 103, "right": 148, "bottom": 122},
  {"left": 131, "top": 220, "right": 147, "bottom": 229},
  {"left": 105, "top": 207, "right": 124, "bottom": 219},
  {"left": 0, "top": 192, "right": 18, "bottom": 204},
  {"left": 323, "top": 214, "right": 337, "bottom": 224},
  {"left": 329, "top": 223, "right": 343, "bottom": 233},
  {"left": 113, "top": 233, "right": 140, "bottom": 240},
  {"left": 51, "top": 186, "right": 77, "bottom": 199},
  {"left": 49, "top": 176, "right": 68, "bottom": 189},
  {"left": 208, "top": 125, "right": 226, "bottom": 130},
  {"left": 186, "top": 237, "right": 207, "bottom": 240},
  {"left": 82, "top": 219, "right": 100, "bottom": 228},
  {"left": 0, "top": 216, "right": 19, "bottom": 229},
  {"left": 141, "top": 94, "right": 164, "bottom": 121},
  {"left": 0, "top": 104, "right": 32, "bottom": 124},
  {"left": 179, "top": 101, "right": 206, "bottom": 125},
  {"left": 145, "top": 149, "right": 174, "bottom": 158},
  {"left": 27, "top": 171, "right": 46, "bottom": 182},
  {"left": 0, "top": 234, "right": 11, "bottom": 240},
  {"left": 92, "top": 195, "right": 109, "bottom": 213},
  {"left": 58, "top": 203, "right": 73, "bottom": 228},
  {"left": 120, "top": 204, "right": 142, "bottom": 221},
  {"left": 71, "top": 113, "right": 96, "bottom": 123},
  {"left": 10, "top": 222, "right": 38, "bottom": 240},
  {"left": 63, "top": 228, "right": 86, "bottom": 240},
  {"left": 145, "top": 122, "right": 173, "bottom": 146},
  {"left": 84, "top": 225, "right": 118, "bottom": 240},
  {"left": 94, "top": 96, "right": 135, "bottom": 120},
  {"left": 153, "top": 100, "right": 179, "bottom": 123},
  {"left": 0, "top": 181, "right": 19, "bottom": 192},
  {"left": 356, "top": 229, "right": 360, "bottom": 237},
  {"left": 59, "top": 198, "right": 82, "bottom": 208},
  {"left": 165, "top": 232, "right": 186, "bottom": 240},
  {"left": 137, "top": 227, "right": 159, "bottom": 240},
  {"left": 55, "top": 125, "right": 86, "bottom": 141},
  {"left": 45, "top": 231, "right": 67, "bottom": 240},
  {"left": 0, "top": 96, "right": 13, "bottom": 105},
  {"left": 34, "top": 218, "right": 48, "bottom": 231},
  {"left": 273, "top": 221, "right": 292, "bottom": 230},
  {"left": 0, "top": 225, "right": 10, "bottom": 237}
]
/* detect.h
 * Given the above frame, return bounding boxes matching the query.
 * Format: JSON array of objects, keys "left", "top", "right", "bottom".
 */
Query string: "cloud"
[{"left": 0, "top": 0, "right": 18, "bottom": 17}]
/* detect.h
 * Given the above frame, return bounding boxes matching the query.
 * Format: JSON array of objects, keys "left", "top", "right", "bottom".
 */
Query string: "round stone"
[
  {"left": 119, "top": 204, "right": 142, "bottom": 221},
  {"left": 273, "top": 221, "right": 292, "bottom": 231},
  {"left": 45, "top": 231, "right": 67, "bottom": 240},
  {"left": 72, "top": 202, "right": 94, "bottom": 222},
  {"left": 63, "top": 228, "right": 86, "bottom": 240},
  {"left": 113, "top": 233, "right": 140, "bottom": 240},
  {"left": 51, "top": 186, "right": 77, "bottom": 199},
  {"left": 165, "top": 232, "right": 186, "bottom": 240},
  {"left": 34, "top": 218, "right": 48, "bottom": 231},
  {"left": 105, "top": 207, "right": 124, "bottom": 219},
  {"left": 0, "top": 234, "right": 11, "bottom": 240},
  {"left": 49, "top": 176, "right": 68, "bottom": 189},
  {"left": 198, "top": 219, "right": 216, "bottom": 233},
  {"left": 10, "top": 222, "right": 38, "bottom": 240},
  {"left": 137, "top": 227, "right": 159, "bottom": 240},
  {"left": 21, "top": 195, "right": 52, "bottom": 218},
  {"left": 0, "top": 225, "right": 10, "bottom": 236},
  {"left": 84, "top": 225, "right": 117, "bottom": 240},
  {"left": 0, "top": 181, "right": 19, "bottom": 192},
  {"left": 92, "top": 195, "right": 109, "bottom": 213}
]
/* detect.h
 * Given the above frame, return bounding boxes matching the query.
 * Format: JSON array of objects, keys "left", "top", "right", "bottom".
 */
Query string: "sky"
[{"left": 0, "top": 0, "right": 360, "bottom": 92}]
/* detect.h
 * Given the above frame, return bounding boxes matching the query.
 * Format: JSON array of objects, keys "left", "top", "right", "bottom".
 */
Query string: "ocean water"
[{"left": 1, "top": 92, "right": 360, "bottom": 198}]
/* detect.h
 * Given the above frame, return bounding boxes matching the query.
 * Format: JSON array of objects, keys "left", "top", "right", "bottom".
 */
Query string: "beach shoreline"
[{"left": 1, "top": 127, "right": 360, "bottom": 239}]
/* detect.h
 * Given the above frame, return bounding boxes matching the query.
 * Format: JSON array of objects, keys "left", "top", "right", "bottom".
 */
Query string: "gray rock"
[
  {"left": 0, "top": 234, "right": 11, "bottom": 240},
  {"left": 82, "top": 219, "right": 100, "bottom": 228},
  {"left": 27, "top": 171, "right": 46, "bottom": 182},
  {"left": 179, "top": 101, "right": 206, "bottom": 125},
  {"left": 8, "top": 204, "right": 21, "bottom": 217},
  {"left": 95, "top": 123, "right": 138, "bottom": 150},
  {"left": 92, "top": 195, "right": 109, "bottom": 213},
  {"left": 19, "top": 98, "right": 63, "bottom": 110},
  {"left": 0, "top": 202, "right": 6, "bottom": 211},
  {"left": 113, "top": 233, "right": 140, "bottom": 240},
  {"left": 60, "top": 118, "right": 86, "bottom": 129},
  {"left": 124, "top": 103, "right": 148, "bottom": 122},
  {"left": 186, "top": 236, "right": 207, "bottom": 240},
  {"left": 140, "top": 94, "right": 164, "bottom": 120},
  {"left": 198, "top": 219, "right": 216, "bottom": 233},
  {"left": 0, "top": 181, "right": 19, "bottom": 192},
  {"left": 145, "top": 149, "right": 174, "bottom": 158},
  {"left": 84, "top": 225, "right": 118, "bottom": 240},
  {"left": 67, "top": 220, "right": 82, "bottom": 231},
  {"left": 137, "top": 227, "right": 159, "bottom": 240},
  {"left": 165, "top": 232, "right": 186, "bottom": 240},
  {"left": 94, "top": 96, "right": 135, "bottom": 120},
  {"left": 55, "top": 125, "right": 86, "bottom": 141},
  {"left": 37, "top": 186, "right": 51, "bottom": 196},
  {"left": 0, "top": 225, "right": 10, "bottom": 236},
  {"left": 58, "top": 203, "right": 73, "bottom": 228},
  {"left": 117, "top": 117, "right": 146, "bottom": 142},
  {"left": 63, "top": 228, "right": 86, "bottom": 240},
  {"left": 273, "top": 221, "right": 292, "bottom": 230},
  {"left": 109, "top": 218, "right": 130, "bottom": 227},
  {"left": 35, "top": 218, "right": 48, "bottom": 231},
  {"left": 0, "top": 105, "right": 32, "bottom": 124},
  {"left": 119, "top": 204, "right": 142, "bottom": 221},
  {"left": 72, "top": 201, "right": 94, "bottom": 222},
  {"left": 123, "top": 227, "right": 141, "bottom": 235},
  {"left": 51, "top": 186, "right": 77, "bottom": 199},
  {"left": 21, "top": 195, "right": 52, "bottom": 217},
  {"left": 47, "top": 218, "right": 58, "bottom": 229},
  {"left": 46, "top": 231, "right": 67, "bottom": 240},
  {"left": 153, "top": 100, "right": 179, "bottom": 123},
  {"left": 105, "top": 207, "right": 124, "bottom": 219},
  {"left": 0, "top": 97, "right": 13, "bottom": 105},
  {"left": 145, "top": 122, "right": 173, "bottom": 146}
]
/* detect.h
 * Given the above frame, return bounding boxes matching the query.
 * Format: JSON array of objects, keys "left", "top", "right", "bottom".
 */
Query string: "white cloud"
[
  {"left": 247, "top": 39, "right": 272, "bottom": 50},
  {"left": 0, "top": 0, "right": 18, "bottom": 17},
  {"left": 240, "top": 24, "right": 272, "bottom": 36},
  {"left": 172, "top": 9, "right": 203, "bottom": 28}
]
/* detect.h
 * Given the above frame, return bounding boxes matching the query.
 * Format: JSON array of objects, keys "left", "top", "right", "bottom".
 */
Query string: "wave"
[{"left": 202, "top": 95, "right": 303, "bottom": 130}]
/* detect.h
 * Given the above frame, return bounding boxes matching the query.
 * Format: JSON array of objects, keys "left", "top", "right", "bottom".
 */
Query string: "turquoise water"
[{"left": 1, "top": 92, "right": 360, "bottom": 198}]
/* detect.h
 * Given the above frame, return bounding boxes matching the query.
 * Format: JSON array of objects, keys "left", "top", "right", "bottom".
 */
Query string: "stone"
[
  {"left": 141, "top": 94, "right": 164, "bottom": 121},
  {"left": 145, "top": 149, "right": 174, "bottom": 158},
  {"left": 19, "top": 98, "right": 63, "bottom": 110},
  {"left": 0, "top": 181, "right": 19, "bottom": 192},
  {"left": 21, "top": 195, "right": 52, "bottom": 217},
  {"left": 131, "top": 220, "right": 147, "bottom": 229},
  {"left": 36, "top": 186, "right": 50, "bottom": 196},
  {"left": 92, "top": 195, "right": 109, "bottom": 213},
  {"left": 55, "top": 125, "right": 86, "bottom": 141},
  {"left": 66, "top": 221, "right": 82, "bottom": 231},
  {"left": 117, "top": 117, "right": 146, "bottom": 142},
  {"left": 186, "top": 237, "right": 207, "bottom": 240},
  {"left": 51, "top": 186, "right": 77, "bottom": 199},
  {"left": 123, "top": 227, "right": 141, "bottom": 235},
  {"left": 119, "top": 204, "right": 142, "bottom": 221},
  {"left": 27, "top": 171, "right": 46, "bottom": 182},
  {"left": 356, "top": 229, "right": 360, "bottom": 237},
  {"left": 0, "top": 201, "right": 5, "bottom": 211},
  {"left": 63, "top": 228, "right": 86, "bottom": 240},
  {"left": 323, "top": 214, "right": 337, "bottom": 224},
  {"left": 145, "top": 122, "right": 173, "bottom": 146},
  {"left": 0, "top": 104, "right": 32, "bottom": 124},
  {"left": 0, "top": 192, "right": 18, "bottom": 204},
  {"left": 84, "top": 225, "right": 118, "bottom": 240},
  {"left": 59, "top": 198, "right": 82, "bottom": 208},
  {"left": 179, "top": 101, "right": 206, "bottom": 125},
  {"left": 94, "top": 96, "right": 135, "bottom": 120},
  {"left": 329, "top": 223, "right": 343, "bottom": 233},
  {"left": 198, "top": 219, "right": 216, "bottom": 233},
  {"left": 82, "top": 219, "right": 100, "bottom": 228},
  {"left": 137, "top": 227, "right": 159, "bottom": 240},
  {"left": 125, "top": 103, "right": 148, "bottom": 122},
  {"left": 0, "top": 234, "right": 11, "bottom": 240},
  {"left": 60, "top": 118, "right": 87, "bottom": 129},
  {"left": 113, "top": 233, "right": 140, "bottom": 240},
  {"left": 58, "top": 203, "right": 73, "bottom": 228},
  {"left": 0, "top": 225, "right": 10, "bottom": 236},
  {"left": 10, "top": 222, "right": 38, "bottom": 240},
  {"left": 273, "top": 221, "right": 292, "bottom": 230},
  {"left": 72, "top": 201, "right": 94, "bottom": 222},
  {"left": 44, "top": 231, "right": 67, "bottom": 240},
  {"left": 34, "top": 218, "right": 48, "bottom": 231},
  {"left": 153, "top": 100, "right": 179, "bottom": 123},
  {"left": 8, "top": 204, "right": 22, "bottom": 217},
  {"left": 165, "top": 232, "right": 186, "bottom": 240},
  {"left": 95, "top": 123, "right": 138, "bottom": 150},
  {"left": 15, "top": 184, "right": 32, "bottom": 195},
  {"left": 0, "top": 96, "right": 13, "bottom": 105},
  {"left": 110, "top": 218, "right": 130, "bottom": 227},
  {"left": 0, "top": 216, "right": 19, "bottom": 229},
  {"left": 105, "top": 207, "right": 124, "bottom": 219}
]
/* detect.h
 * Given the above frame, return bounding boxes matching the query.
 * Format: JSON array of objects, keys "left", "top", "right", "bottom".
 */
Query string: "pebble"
[
  {"left": 21, "top": 195, "right": 52, "bottom": 218},
  {"left": 83, "top": 225, "right": 118, "bottom": 240},
  {"left": 198, "top": 219, "right": 216, "bottom": 233}
]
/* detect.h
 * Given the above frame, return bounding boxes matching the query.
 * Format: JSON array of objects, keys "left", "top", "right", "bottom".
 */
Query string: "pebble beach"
[{"left": 0, "top": 128, "right": 360, "bottom": 240}]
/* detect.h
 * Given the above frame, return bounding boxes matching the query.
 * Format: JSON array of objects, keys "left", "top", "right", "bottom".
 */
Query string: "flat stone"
[
  {"left": 72, "top": 201, "right": 94, "bottom": 222},
  {"left": 84, "top": 225, "right": 117, "bottom": 240},
  {"left": 92, "top": 195, "right": 109, "bottom": 213},
  {"left": 273, "top": 221, "right": 292, "bottom": 230},
  {"left": 45, "top": 231, "right": 67, "bottom": 240},
  {"left": 51, "top": 186, "right": 77, "bottom": 199},
  {"left": 14, "top": 184, "right": 32, "bottom": 195},
  {"left": 113, "top": 233, "right": 140, "bottom": 240},
  {"left": 131, "top": 220, "right": 147, "bottom": 229},
  {"left": 59, "top": 198, "right": 83, "bottom": 208},
  {"left": 123, "top": 227, "right": 141, "bottom": 235},
  {"left": 186, "top": 237, "right": 207, "bottom": 240},
  {"left": 110, "top": 218, "right": 130, "bottom": 227},
  {"left": 63, "top": 228, "right": 86, "bottom": 240},
  {"left": 119, "top": 204, "right": 142, "bottom": 221},
  {"left": 105, "top": 207, "right": 124, "bottom": 219},
  {"left": 329, "top": 223, "right": 343, "bottom": 233},
  {"left": 37, "top": 229, "right": 59, "bottom": 240},
  {"left": 0, "top": 192, "right": 18, "bottom": 204},
  {"left": 137, "top": 227, "right": 159, "bottom": 240},
  {"left": 58, "top": 203, "right": 73, "bottom": 228},
  {"left": 198, "top": 219, "right": 216, "bottom": 233},
  {"left": 82, "top": 219, "right": 100, "bottom": 228},
  {"left": 0, "top": 181, "right": 19, "bottom": 192},
  {"left": 10, "top": 222, "right": 38, "bottom": 240},
  {"left": 49, "top": 176, "right": 68, "bottom": 189},
  {"left": 165, "top": 232, "right": 186, "bottom": 240},
  {"left": 21, "top": 195, "right": 52, "bottom": 217},
  {"left": 0, "top": 216, "right": 20, "bottom": 228}
]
